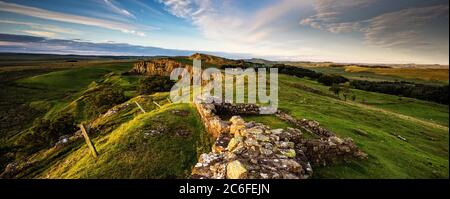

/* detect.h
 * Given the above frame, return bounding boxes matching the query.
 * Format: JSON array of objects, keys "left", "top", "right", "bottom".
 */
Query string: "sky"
[{"left": 0, "top": 0, "right": 448, "bottom": 64}]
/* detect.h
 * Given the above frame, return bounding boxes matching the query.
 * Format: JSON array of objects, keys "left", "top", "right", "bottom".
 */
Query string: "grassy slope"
[
  {"left": 37, "top": 102, "right": 212, "bottom": 179},
  {"left": 276, "top": 74, "right": 448, "bottom": 178},
  {"left": 0, "top": 61, "right": 137, "bottom": 169},
  {"left": 16, "top": 62, "right": 134, "bottom": 91},
  {"left": 282, "top": 76, "right": 449, "bottom": 127},
  {"left": 15, "top": 62, "right": 137, "bottom": 120},
  {"left": 0, "top": 61, "right": 135, "bottom": 134}
]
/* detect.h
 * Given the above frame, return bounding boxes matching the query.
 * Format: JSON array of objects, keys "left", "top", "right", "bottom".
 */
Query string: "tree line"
[
  {"left": 270, "top": 64, "right": 448, "bottom": 105},
  {"left": 350, "top": 80, "right": 448, "bottom": 104}
]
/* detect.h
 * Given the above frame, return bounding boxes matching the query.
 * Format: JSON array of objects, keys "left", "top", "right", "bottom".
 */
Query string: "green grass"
[
  {"left": 0, "top": 61, "right": 137, "bottom": 169},
  {"left": 280, "top": 75, "right": 449, "bottom": 127},
  {"left": 36, "top": 102, "right": 213, "bottom": 179},
  {"left": 11, "top": 62, "right": 138, "bottom": 123},
  {"left": 16, "top": 62, "right": 134, "bottom": 91},
  {"left": 252, "top": 74, "right": 448, "bottom": 178}
]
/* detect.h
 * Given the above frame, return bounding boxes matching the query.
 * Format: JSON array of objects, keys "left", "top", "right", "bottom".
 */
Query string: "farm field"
[{"left": 310, "top": 66, "right": 449, "bottom": 85}]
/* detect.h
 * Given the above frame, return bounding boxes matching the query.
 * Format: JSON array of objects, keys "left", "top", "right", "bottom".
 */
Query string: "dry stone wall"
[
  {"left": 192, "top": 101, "right": 367, "bottom": 179},
  {"left": 192, "top": 113, "right": 313, "bottom": 179}
]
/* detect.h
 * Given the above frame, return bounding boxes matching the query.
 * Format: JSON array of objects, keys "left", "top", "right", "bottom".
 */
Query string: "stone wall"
[
  {"left": 276, "top": 111, "right": 336, "bottom": 138},
  {"left": 214, "top": 103, "right": 260, "bottom": 116},
  {"left": 195, "top": 103, "right": 230, "bottom": 139},
  {"left": 191, "top": 111, "right": 313, "bottom": 179},
  {"left": 192, "top": 101, "right": 367, "bottom": 179},
  {"left": 299, "top": 137, "right": 367, "bottom": 166}
]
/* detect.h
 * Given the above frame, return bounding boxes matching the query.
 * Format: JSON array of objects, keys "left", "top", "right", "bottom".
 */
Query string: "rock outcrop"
[{"left": 129, "top": 58, "right": 191, "bottom": 76}]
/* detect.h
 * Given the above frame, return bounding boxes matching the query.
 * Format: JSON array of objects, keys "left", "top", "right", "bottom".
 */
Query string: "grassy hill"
[
  {"left": 247, "top": 74, "right": 448, "bottom": 178},
  {"left": 32, "top": 102, "right": 211, "bottom": 179}
]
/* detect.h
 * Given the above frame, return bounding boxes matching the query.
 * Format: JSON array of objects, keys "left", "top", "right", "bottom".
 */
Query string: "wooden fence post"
[
  {"left": 152, "top": 101, "right": 162, "bottom": 108},
  {"left": 135, "top": 101, "right": 146, "bottom": 113},
  {"left": 80, "top": 123, "right": 98, "bottom": 158}
]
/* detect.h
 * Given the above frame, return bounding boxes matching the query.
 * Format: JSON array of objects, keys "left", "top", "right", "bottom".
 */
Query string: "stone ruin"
[{"left": 192, "top": 101, "right": 367, "bottom": 179}]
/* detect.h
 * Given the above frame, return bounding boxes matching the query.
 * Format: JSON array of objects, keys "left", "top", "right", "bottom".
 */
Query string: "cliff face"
[{"left": 130, "top": 58, "right": 190, "bottom": 76}]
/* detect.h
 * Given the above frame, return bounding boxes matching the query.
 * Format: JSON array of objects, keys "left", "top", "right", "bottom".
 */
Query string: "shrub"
[
  {"left": 274, "top": 64, "right": 322, "bottom": 79},
  {"left": 318, "top": 74, "right": 349, "bottom": 86},
  {"left": 138, "top": 75, "right": 175, "bottom": 95},
  {"left": 85, "top": 84, "right": 127, "bottom": 116},
  {"left": 18, "top": 113, "right": 77, "bottom": 153}
]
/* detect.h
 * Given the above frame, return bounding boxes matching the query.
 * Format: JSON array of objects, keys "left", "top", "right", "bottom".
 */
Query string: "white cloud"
[
  {"left": 22, "top": 30, "right": 56, "bottom": 37},
  {"left": 0, "top": 19, "right": 82, "bottom": 35},
  {"left": 0, "top": 1, "right": 146, "bottom": 37},
  {"left": 159, "top": 0, "right": 194, "bottom": 18},
  {"left": 121, "top": 29, "right": 147, "bottom": 37},
  {"left": 158, "top": 0, "right": 306, "bottom": 56},
  {"left": 103, "top": 0, "right": 136, "bottom": 19}
]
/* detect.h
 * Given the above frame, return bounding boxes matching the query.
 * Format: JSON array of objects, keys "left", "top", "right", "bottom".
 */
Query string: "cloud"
[
  {"left": 0, "top": 33, "right": 251, "bottom": 58},
  {"left": 158, "top": 0, "right": 305, "bottom": 56},
  {"left": 159, "top": 0, "right": 195, "bottom": 18},
  {"left": 300, "top": 0, "right": 375, "bottom": 33},
  {"left": 0, "top": 41, "right": 28, "bottom": 46},
  {"left": 22, "top": 30, "right": 56, "bottom": 37},
  {"left": 300, "top": 0, "right": 449, "bottom": 52},
  {"left": 363, "top": 5, "right": 449, "bottom": 50},
  {"left": 0, "top": 19, "right": 83, "bottom": 35},
  {"left": 0, "top": 1, "right": 146, "bottom": 37},
  {"left": 103, "top": 0, "right": 136, "bottom": 19}
]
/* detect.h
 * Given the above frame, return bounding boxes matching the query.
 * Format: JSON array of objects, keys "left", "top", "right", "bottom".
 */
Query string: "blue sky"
[{"left": 0, "top": 0, "right": 448, "bottom": 64}]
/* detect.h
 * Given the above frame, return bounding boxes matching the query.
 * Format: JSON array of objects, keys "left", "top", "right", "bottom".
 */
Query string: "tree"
[
  {"left": 342, "top": 87, "right": 350, "bottom": 101},
  {"left": 329, "top": 84, "right": 341, "bottom": 97}
]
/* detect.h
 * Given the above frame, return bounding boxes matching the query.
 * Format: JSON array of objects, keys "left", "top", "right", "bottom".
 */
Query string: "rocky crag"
[
  {"left": 130, "top": 58, "right": 191, "bottom": 76},
  {"left": 192, "top": 101, "right": 367, "bottom": 179}
]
